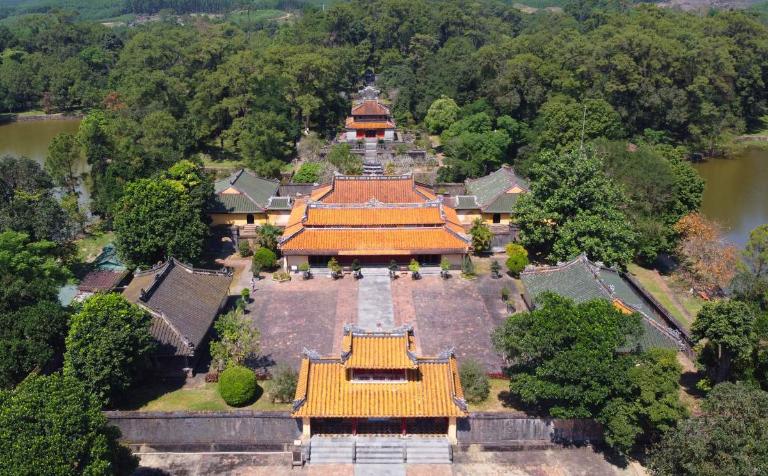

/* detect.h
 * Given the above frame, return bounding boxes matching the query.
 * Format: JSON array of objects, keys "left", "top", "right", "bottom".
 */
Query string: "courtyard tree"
[
  {"left": 674, "top": 213, "right": 737, "bottom": 294},
  {"left": 0, "top": 373, "right": 137, "bottom": 476},
  {"left": 293, "top": 162, "right": 323, "bottom": 184},
  {"left": 692, "top": 300, "right": 757, "bottom": 384},
  {"left": 209, "top": 307, "right": 261, "bottom": 372},
  {"left": 493, "top": 293, "right": 683, "bottom": 453},
  {"left": 63, "top": 294, "right": 154, "bottom": 406},
  {"left": 505, "top": 243, "right": 529, "bottom": 276},
  {"left": 648, "top": 382, "right": 768, "bottom": 476},
  {"left": 257, "top": 223, "right": 282, "bottom": 252},
  {"left": 424, "top": 96, "right": 459, "bottom": 133},
  {"left": 218, "top": 365, "right": 259, "bottom": 407},
  {"left": 252, "top": 247, "right": 277, "bottom": 273},
  {"left": 113, "top": 177, "right": 208, "bottom": 267},
  {"left": 515, "top": 149, "right": 637, "bottom": 267},
  {"left": 270, "top": 363, "right": 298, "bottom": 403},
  {"left": 469, "top": 218, "right": 492, "bottom": 254},
  {"left": 459, "top": 359, "right": 490, "bottom": 403},
  {"left": 532, "top": 96, "right": 624, "bottom": 153}
]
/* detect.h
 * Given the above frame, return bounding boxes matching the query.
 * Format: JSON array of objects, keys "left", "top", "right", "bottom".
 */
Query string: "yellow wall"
[
  {"left": 456, "top": 211, "right": 512, "bottom": 225},
  {"left": 267, "top": 210, "right": 291, "bottom": 227},
  {"left": 457, "top": 211, "right": 482, "bottom": 225},
  {"left": 209, "top": 213, "right": 268, "bottom": 226},
  {"left": 482, "top": 213, "right": 512, "bottom": 225}
]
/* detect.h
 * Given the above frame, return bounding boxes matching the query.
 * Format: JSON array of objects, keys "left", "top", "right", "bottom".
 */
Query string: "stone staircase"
[
  {"left": 363, "top": 141, "right": 383, "bottom": 175},
  {"left": 309, "top": 436, "right": 355, "bottom": 464},
  {"left": 405, "top": 438, "right": 452, "bottom": 464},
  {"left": 309, "top": 436, "right": 452, "bottom": 465}
]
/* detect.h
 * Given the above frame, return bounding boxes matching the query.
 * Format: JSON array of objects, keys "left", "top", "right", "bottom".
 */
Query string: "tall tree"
[
  {"left": 45, "top": 133, "right": 81, "bottom": 196},
  {"left": 63, "top": 294, "right": 154, "bottom": 406},
  {"left": 0, "top": 373, "right": 137, "bottom": 476}
]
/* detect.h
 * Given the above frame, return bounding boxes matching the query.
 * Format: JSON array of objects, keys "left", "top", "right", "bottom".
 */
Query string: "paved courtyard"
[
  {"left": 135, "top": 447, "right": 647, "bottom": 475},
  {"left": 250, "top": 270, "right": 522, "bottom": 372}
]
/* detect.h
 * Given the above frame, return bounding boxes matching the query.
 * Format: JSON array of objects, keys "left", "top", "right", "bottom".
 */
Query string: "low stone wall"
[
  {"left": 106, "top": 411, "right": 602, "bottom": 452},
  {"left": 458, "top": 413, "right": 602, "bottom": 446},
  {"left": 105, "top": 411, "right": 300, "bottom": 452}
]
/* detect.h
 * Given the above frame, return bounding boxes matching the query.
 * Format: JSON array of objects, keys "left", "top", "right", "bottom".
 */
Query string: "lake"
[
  {"left": 0, "top": 118, "right": 90, "bottom": 204},
  {"left": 694, "top": 149, "right": 768, "bottom": 246}
]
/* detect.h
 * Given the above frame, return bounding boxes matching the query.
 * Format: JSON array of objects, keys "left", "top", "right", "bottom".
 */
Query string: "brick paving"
[{"left": 250, "top": 270, "right": 520, "bottom": 372}]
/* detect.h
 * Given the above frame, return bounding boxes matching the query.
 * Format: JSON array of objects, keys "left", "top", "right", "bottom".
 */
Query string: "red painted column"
[
  {"left": 352, "top": 418, "right": 358, "bottom": 436},
  {"left": 401, "top": 418, "right": 407, "bottom": 436}
]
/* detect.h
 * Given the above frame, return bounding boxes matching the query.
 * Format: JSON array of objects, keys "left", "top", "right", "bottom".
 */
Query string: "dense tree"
[
  {"left": 209, "top": 307, "right": 260, "bottom": 372},
  {"left": 469, "top": 218, "right": 492, "bottom": 254},
  {"left": 63, "top": 293, "right": 154, "bottom": 406},
  {"left": 113, "top": 177, "right": 208, "bottom": 266},
  {"left": 0, "top": 155, "right": 76, "bottom": 242},
  {"left": 732, "top": 224, "right": 768, "bottom": 310},
  {"left": 692, "top": 300, "right": 757, "bottom": 385},
  {"left": 45, "top": 133, "right": 81, "bottom": 196},
  {"left": 674, "top": 213, "right": 737, "bottom": 294},
  {"left": 439, "top": 112, "right": 511, "bottom": 181},
  {"left": 648, "top": 382, "right": 768, "bottom": 476},
  {"left": 293, "top": 162, "right": 323, "bottom": 184},
  {"left": 532, "top": 96, "right": 624, "bottom": 153},
  {"left": 0, "top": 373, "right": 137, "bottom": 476},
  {"left": 515, "top": 149, "right": 637, "bottom": 267},
  {"left": 493, "top": 292, "right": 683, "bottom": 453},
  {"left": 424, "top": 96, "right": 459, "bottom": 133},
  {"left": 327, "top": 143, "right": 362, "bottom": 175}
]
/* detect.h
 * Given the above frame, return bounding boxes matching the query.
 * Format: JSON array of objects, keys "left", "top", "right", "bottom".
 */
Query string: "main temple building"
[
  {"left": 292, "top": 326, "right": 467, "bottom": 443},
  {"left": 279, "top": 174, "right": 471, "bottom": 269}
]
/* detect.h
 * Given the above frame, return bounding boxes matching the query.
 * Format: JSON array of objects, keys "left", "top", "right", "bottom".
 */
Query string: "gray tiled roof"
[
  {"left": 267, "top": 196, "right": 293, "bottom": 210},
  {"left": 521, "top": 254, "right": 681, "bottom": 351},
  {"left": 123, "top": 259, "right": 232, "bottom": 357},
  {"left": 453, "top": 195, "right": 480, "bottom": 209},
  {"left": 210, "top": 169, "right": 280, "bottom": 213},
  {"left": 465, "top": 166, "right": 528, "bottom": 214}
]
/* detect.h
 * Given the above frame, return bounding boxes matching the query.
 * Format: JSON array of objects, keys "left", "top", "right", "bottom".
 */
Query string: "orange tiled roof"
[
  {"left": 341, "top": 333, "right": 417, "bottom": 369},
  {"left": 280, "top": 228, "right": 469, "bottom": 254},
  {"left": 292, "top": 327, "right": 467, "bottom": 418},
  {"left": 345, "top": 118, "right": 396, "bottom": 130},
  {"left": 351, "top": 99, "right": 391, "bottom": 116},
  {"left": 304, "top": 206, "right": 445, "bottom": 226},
  {"left": 316, "top": 175, "right": 433, "bottom": 204}
]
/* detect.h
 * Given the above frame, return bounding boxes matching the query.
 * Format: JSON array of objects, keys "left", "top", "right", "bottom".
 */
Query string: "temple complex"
[
  {"left": 292, "top": 326, "right": 467, "bottom": 444},
  {"left": 279, "top": 174, "right": 471, "bottom": 269}
]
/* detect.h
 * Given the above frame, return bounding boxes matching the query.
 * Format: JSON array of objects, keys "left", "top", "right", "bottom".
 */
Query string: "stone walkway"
[{"left": 357, "top": 274, "right": 395, "bottom": 331}]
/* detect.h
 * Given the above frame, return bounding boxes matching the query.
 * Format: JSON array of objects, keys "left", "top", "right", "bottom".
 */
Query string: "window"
[
  {"left": 492, "top": 213, "right": 501, "bottom": 224},
  {"left": 351, "top": 369, "right": 407, "bottom": 382}
]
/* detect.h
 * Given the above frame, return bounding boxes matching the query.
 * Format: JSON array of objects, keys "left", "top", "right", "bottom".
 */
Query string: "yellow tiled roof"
[{"left": 292, "top": 328, "right": 467, "bottom": 418}]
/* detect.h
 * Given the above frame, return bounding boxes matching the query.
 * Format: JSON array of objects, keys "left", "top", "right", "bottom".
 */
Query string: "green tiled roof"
[
  {"left": 211, "top": 169, "right": 280, "bottom": 212},
  {"left": 209, "top": 194, "right": 263, "bottom": 213},
  {"left": 521, "top": 254, "right": 682, "bottom": 351},
  {"left": 453, "top": 195, "right": 480, "bottom": 209},
  {"left": 465, "top": 166, "right": 528, "bottom": 213}
]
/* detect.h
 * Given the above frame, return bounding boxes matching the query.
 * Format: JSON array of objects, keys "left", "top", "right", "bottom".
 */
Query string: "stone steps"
[
  {"left": 309, "top": 437, "right": 355, "bottom": 464},
  {"left": 309, "top": 437, "right": 452, "bottom": 465},
  {"left": 406, "top": 439, "right": 452, "bottom": 464}
]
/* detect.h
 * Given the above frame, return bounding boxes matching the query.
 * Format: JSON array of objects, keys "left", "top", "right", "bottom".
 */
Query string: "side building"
[
  {"left": 520, "top": 254, "right": 691, "bottom": 353},
  {"left": 452, "top": 165, "right": 529, "bottom": 226},
  {"left": 123, "top": 258, "right": 233, "bottom": 376},
  {"left": 292, "top": 326, "right": 467, "bottom": 444},
  {"left": 278, "top": 174, "right": 471, "bottom": 270},
  {"left": 207, "top": 169, "right": 293, "bottom": 236}
]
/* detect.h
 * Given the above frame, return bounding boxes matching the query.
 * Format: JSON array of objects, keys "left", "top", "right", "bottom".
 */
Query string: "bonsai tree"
[
  {"left": 409, "top": 258, "right": 421, "bottom": 280},
  {"left": 490, "top": 260, "right": 501, "bottom": 278},
  {"left": 389, "top": 259, "right": 399, "bottom": 279},
  {"left": 440, "top": 257, "right": 451, "bottom": 279},
  {"left": 505, "top": 243, "right": 529, "bottom": 277},
  {"left": 462, "top": 255, "right": 476, "bottom": 278},
  {"left": 351, "top": 258, "right": 362, "bottom": 279},
  {"left": 501, "top": 287, "right": 510, "bottom": 302},
  {"left": 298, "top": 262, "right": 311, "bottom": 279},
  {"left": 328, "top": 257, "right": 342, "bottom": 278}
]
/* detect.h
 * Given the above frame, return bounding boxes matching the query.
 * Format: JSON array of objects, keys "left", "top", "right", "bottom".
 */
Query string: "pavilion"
[
  {"left": 292, "top": 325, "right": 467, "bottom": 443},
  {"left": 278, "top": 174, "right": 471, "bottom": 269},
  {"left": 344, "top": 99, "right": 396, "bottom": 142}
]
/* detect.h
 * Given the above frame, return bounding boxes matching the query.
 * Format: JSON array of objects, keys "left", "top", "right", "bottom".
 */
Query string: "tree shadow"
[
  {"left": 117, "top": 377, "right": 187, "bottom": 411},
  {"left": 134, "top": 467, "right": 172, "bottom": 476}
]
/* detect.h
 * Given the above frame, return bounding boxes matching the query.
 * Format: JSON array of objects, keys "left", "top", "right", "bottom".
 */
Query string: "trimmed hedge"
[
  {"left": 219, "top": 366, "right": 258, "bottom": 407},
  {"left": 252, "top": 247, "right": 277, "bottom": 271}
]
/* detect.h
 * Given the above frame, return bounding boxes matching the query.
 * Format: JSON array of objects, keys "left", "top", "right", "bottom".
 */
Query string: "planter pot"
[{"left": 302, "top": 271, "right": 312, "bottom": 280}]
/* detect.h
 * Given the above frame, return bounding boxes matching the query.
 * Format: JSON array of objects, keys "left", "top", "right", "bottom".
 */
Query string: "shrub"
[
  {"left": 240, "top": 288, "right": 250, "bottom": 302},
  {"left": 409, "top": 258, "right": 420, "bottom": 273},
  {"left": 470, "top": 218, "right": 492, "bottom": 254},
  {"left": 270, "top": 364, "right": 298, "bottom": 403},
  {"left": 505, "top": 243, "right": 529, "bottom": 276},
  {"left": 219, "top": 365, "right": 259, "bottom": 407},
  {"left": 459, "top": 359, "right": 490, "bottom": 403},
  {"left": 253, "top": 247, "right": 277, "bottom": 271},
  {"left": 501, "top": 287, "right": 510, "bottom": 301},
  {"left": 298, "top": 262, "right": 310, "bottom": 272},
  {"left": 293, "top": 162, "right": 322, "bottom": 183},
  {"left": 272, "top": 270, "right": 291, "bottom": 282},
  {"left": 462, "top": 255, "right": 475, "bottom": 277},
  {"left": 440, "top": 257, "right": 451, "bottom": 271},
  {"left": 327, "top": 257, "right": 341, "bottom": 273},
  {"left": 490, "top": 260, "right": 501, "bottom": 277},
  {"left": 238, "top": 240, "right": 252, "bottom": 257}
]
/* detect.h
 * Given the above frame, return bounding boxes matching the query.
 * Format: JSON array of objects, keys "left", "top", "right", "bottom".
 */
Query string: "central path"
[{"left": 356, "top": 274, "right": 395, "bottom": 331}]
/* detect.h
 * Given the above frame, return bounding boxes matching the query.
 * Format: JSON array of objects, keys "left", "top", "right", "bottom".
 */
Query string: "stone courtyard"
[{"left": 250, "top": 270, "right": 524, "bottom": 372}]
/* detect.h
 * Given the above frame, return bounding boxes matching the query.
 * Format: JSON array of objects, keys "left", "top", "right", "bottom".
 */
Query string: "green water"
[
  {"left": 694, "top": 149, "right": 768, "bottom": 246},
  {"left": 0, "top": 118, "right": 89, "bottom": 203}
]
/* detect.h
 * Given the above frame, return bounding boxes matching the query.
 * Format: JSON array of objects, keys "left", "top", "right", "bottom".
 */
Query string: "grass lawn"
[
  {"left": 128, "top": 380, "right": 292, "bottom": 412},
  {"left": 627, "top": 264, "right": 703, "bottom": 330},
  {"left": 75, "top": 230, "right": 115, "bottom": 262},
  {"left": 467, "top": 379, "right": 521, "bottom": 412}
]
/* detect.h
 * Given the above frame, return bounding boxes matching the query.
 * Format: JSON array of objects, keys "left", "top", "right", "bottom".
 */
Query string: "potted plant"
[
  {"left": 298, "top": 262, "right": 312, "bottom": 280},
  {"left": 351, "top": 259, "right": 362, "bottom": 279},
  {"left": 440, "top": 257, "right": 451, "bottom": 279},
  {"left": 501, "top": 286, "right": 510, "bottom": 302},
  {"left": 388, "top": 260, "right": 399, "bottom": 279},
  {"left": 490, "top": 260, "right": 501, "bottom": 279},
  {"left": 328, "top": 257, "right": 342, "bottom": 279},
  {"left": 409, "top": 258, "right": 421, "bottom": 280}
]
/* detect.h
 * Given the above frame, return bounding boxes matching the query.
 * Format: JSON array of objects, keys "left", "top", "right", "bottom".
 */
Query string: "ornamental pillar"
[{"left": 447, "top": 417, "right": 457, "bottom": 444}]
